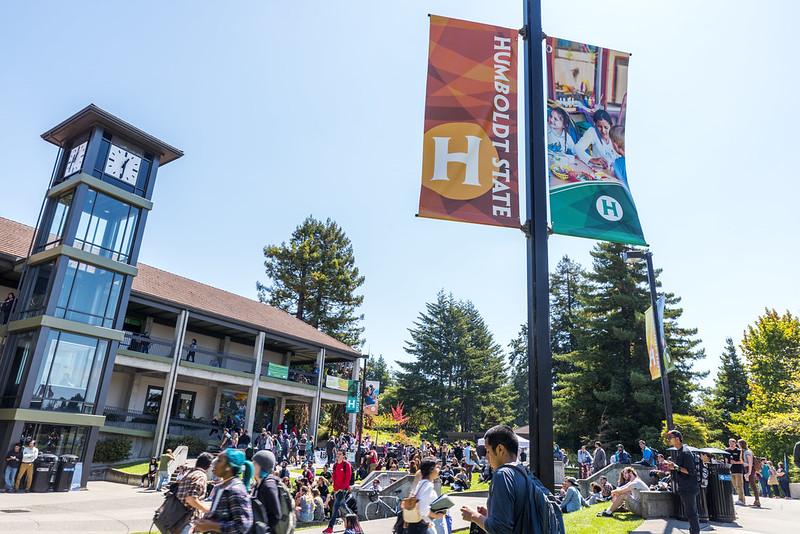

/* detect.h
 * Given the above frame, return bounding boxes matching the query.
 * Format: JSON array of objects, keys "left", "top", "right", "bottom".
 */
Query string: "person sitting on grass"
[
  {"left": 599, "top": 475, "right": 614, "bottom": 500},
  {"left": 451, "top": 467, "right": 470, "bottom": 492},
  {"left": 586, "top": 482, "right": 605, "bottom": 505},
  {"left": 597, "top": 466, "right": 649, "bottom": 517},
  {"left": 440, "top": 463, "right": 455, "bottom": 486},
  {"left": 560, "top": 477, "right": 587, "bottom": 513}
]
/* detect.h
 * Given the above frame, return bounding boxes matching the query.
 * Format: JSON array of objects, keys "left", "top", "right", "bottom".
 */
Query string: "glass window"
[
  {"left": 144, "top": 386, "right": 162, "bottom": 415},
  {"left": 0, "top": 333, "right": 34, "bottom": 408},
  {"left": 20, "top": 423, "right": 88, "bottom": 458},
  {"left": 73, "top": 189, "right": 139, "bottom": 263},
  {"left": 55, "top": 260, "right": 124, "bottom": 328},
  {"left": 20, "top": 262, "right": 55, "bottom": 319},
  {"left": 30, "top": 331, "right": 108, "bottom": 413},
  {"left": 39, "top": 193, "right": 73, "bottom": 251}
]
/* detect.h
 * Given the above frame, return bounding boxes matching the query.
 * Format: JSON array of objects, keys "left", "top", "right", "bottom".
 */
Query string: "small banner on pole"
[
  {"left": 545, "top": 37, "right": 646, "bottom": 245},
  {"left": 418, "top": 15, "right": 520, "bottom": 228},
  {"left": 346, "top": 379, "right": 360, "bottom": 414},
  {"left": 646, "top": 296, "right": 674, "bottom": 380},
  {"left": 363, "top": 380, "right": 380, "bottom": 415}
]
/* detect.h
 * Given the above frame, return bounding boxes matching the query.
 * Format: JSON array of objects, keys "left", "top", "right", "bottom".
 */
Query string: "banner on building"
[
  {"left": 346, "top": 380, "right": 360, "bottom": 414},
  {"left": 545, "top": 37, "right": 646, "bottom": 245},
  {"left": 363, "top": 380, "right": 380, "bottom": 415},
  {"left": 325, "top": 375, "right": 350, "bottom": 391},
  {"left": 266, "top": 362, "right": 289, "bottom": 380},
  {"left": 646, "top": 296, "right": 674, "bottom": 380},
  {"left": 418, "top": 15, "right": 519, "bottom": 228}
]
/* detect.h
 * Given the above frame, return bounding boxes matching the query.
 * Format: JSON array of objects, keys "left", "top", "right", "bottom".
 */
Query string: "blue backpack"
[{"left": 506, "top": 464, "right": 565, "bottom": 534}]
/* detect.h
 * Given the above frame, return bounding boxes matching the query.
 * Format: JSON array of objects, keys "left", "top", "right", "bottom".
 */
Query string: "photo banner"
[
  {"left": 363, "top": 380, "right": 380, "bottom": 415},
  {"left": 545, "top": 37, "right": 646, "bottom": 245},
  {"left": 419, "top": 15, "right": 519, "bottom": 228},
  {"left": 646, "top": 296, "right": 674, "bottom": 380}
]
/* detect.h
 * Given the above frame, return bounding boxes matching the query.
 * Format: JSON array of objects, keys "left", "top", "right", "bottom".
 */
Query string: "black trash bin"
[
  {"left": 31, "top": 454, "right": 58, "bottom": 492},
  {"left": 707, "top": 463, "right": 736, "bottom": 522},
  {"left": 54, "top": 455, "right": 78, "bottom": 492},
  {"left": 674, "top": 489, "right": 709, "bottom": 523}
]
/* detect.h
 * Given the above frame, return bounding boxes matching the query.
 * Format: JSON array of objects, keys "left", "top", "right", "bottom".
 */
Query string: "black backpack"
[
  {"left": 249, "top": 493, "right": 268, "bottom": 534},
  {"left": 152, "top": 491, "right": 191, "bottom": 534}
]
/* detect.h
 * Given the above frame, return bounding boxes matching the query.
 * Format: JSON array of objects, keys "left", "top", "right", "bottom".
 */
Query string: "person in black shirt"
[
  {"left": 253, "top": 450, "right": 282, "bottom": 533},
  {"left": 725, "top": 438, "right": 745, "bottom": 505},
  {"left": 665, "top": 430, "right": 700, "bottom": 534}
]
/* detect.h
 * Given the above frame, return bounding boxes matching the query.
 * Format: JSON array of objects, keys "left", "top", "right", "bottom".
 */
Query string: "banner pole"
[
  {"left": 523, "top": 0, "right": 554, "bottom": 490},
  {"left": 645, "top": 252, "right": 674, "bottom": 431}
]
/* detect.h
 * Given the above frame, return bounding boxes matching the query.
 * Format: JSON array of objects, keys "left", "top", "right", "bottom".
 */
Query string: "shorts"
[{"left": 624, "top": 496, "right": 642, "bottom": 516}]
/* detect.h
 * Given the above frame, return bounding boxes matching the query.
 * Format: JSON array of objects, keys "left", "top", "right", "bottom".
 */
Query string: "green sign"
[
  {"left": 346, "top": 380, "right": 360, "bottom": 414},
  {"left": 267, "top": 362, "right": 289, "bottom": 380}
]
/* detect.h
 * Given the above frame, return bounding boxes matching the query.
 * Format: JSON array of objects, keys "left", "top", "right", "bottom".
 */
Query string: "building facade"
[{"left": 0, "top": 107, "right": 361, "bottom": 487}]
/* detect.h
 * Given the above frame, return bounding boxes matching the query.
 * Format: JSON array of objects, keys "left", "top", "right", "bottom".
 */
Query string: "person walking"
[
  {"left": 593, "top": 441, "right": 607, "bottom": 474},
  {"left": 405, "top": 457, "right": 447, "bottom": 533},
  {"left": 156, "top": 448, "right": 175, "bottom": 491},
  {"left": 252, "top": 450, "right": 283, "bottom": 533},
  {"left": 725, "top": 438, "right": 746, "bottom": 505},
  {"left": 4, "top": 444, "right": 21, "bottom": 492},
  {"left": 15, "top": 439, "right": 38, "bottom": 492},
  {"left": 194, "top": 449, "right": 254, "bottom": 534},
  {"left": 759, "top": 460, "right": 771, "bottom": 497},
  {"left": 174, "top": 452, "right": 213, "bottom": 534},
  {"left": 460, "top": 425, "right": 531, "bottom": 532},
  {"left": 739, "top": 439, "right": 761, "bottom": 507},
  {"left": 322, "top": 449, "right": 353, "bottom": 534},
  {"left": 664, "top": 430, "right": 700, "bottom": 534}
]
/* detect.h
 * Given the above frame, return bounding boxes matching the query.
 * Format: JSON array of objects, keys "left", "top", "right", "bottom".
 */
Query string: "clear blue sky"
[{"left": 2, "top": 1, "right": 797, "bottom": 389}]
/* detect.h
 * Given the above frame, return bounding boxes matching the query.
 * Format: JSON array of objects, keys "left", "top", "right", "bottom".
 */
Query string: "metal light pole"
[
  {"left": 621, "top": 249, "right": 674, "bottom": 431},
  {"left": 523, "top": 0, "right": 555, "bottom": 490}
]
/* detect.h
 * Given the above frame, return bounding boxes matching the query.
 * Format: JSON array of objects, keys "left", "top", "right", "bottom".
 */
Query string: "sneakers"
[{"left": 596, "top": 510, "right": 613, "bottom": 517}]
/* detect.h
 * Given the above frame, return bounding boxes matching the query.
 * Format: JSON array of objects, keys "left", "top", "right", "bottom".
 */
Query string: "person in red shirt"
[
  {"left": 368, "top": 446, "right": 378, "bottom": 473},
  {"left": 322, "top": 450, "right": 352, "bottom": 534}
]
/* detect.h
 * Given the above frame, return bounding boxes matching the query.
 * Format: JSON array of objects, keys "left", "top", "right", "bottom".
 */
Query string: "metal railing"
[
  {"left": 120, "top": 332, "right": 174, "bottom": 359},
  {"left": 181, "top": 344, "right": 256, "bottom": 374}
]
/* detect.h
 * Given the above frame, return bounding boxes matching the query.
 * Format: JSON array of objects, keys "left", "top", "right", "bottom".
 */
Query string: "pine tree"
[
  {"left": 508, "top": 323, "right": 529, "bottom": 426},
  {"left": 256, "top": 215, "right": 365, "bottom": 347},
  {"left": 553, "top": 242, "right": 705, "bottom": 449},
  {"left": 366, "top": 354, "right": 392, "bottom": 387},
  {"left": 550, "top": 256, "right": 589, "bottom": 355},
  {"left": 712, "top": 338, "right": 749, "bottom": 416},
  {"left": 395, "top": 292, "right": 512, "bottom": 434}
]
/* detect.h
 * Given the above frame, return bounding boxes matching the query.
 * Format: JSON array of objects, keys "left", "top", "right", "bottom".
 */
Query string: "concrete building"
[{"left": 0, "top": 107, "right": 361, "bottom": 487}]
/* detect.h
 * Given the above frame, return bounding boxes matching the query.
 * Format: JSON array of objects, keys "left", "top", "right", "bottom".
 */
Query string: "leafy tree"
[
  {"left": 395, "top": 291, "right": 513, "bottom": 435},
  {"left": 553, "top": 242, "right": 705, "bottom": 450},
  {"left": 660, "top": 414, "right": 711, "bottom": 448},
  {"left": 256, "top": 215, "right": 365, "bottom": 347}
]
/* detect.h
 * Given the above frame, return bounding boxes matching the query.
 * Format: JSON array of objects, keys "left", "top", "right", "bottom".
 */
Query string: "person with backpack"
[
  {"left": 664, "top": 430, "right": 700, "bottom": 534},
  {"left": 322, "top": 449, "right": 353, "bottom": 534},
  {"left": 172, "top": 452, "right": 214, "bottom": 533},
  {"left": 460, "top": 425, "right": 537, "bottom": 534},
  {"left": 252, "top": 450, "right": 286, "bottom": 533},
  {"left": 194, "top": 449, "right": 254, "bottom": 534},
  {"left": 739, "top": 438, "right": 761, "bottom": 507}
]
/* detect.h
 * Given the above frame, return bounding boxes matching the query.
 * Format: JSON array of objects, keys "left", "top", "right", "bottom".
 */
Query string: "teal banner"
[
  {"left": 266, "top": 362, "right": 289, "bottom": 380},
  {"left": 545, "top": 37, "right": 646, "bottom": 246}
]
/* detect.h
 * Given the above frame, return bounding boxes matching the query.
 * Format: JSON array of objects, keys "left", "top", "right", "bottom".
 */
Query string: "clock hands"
[{"left": 119, "top": 158, "right": 129, "bottom": 178}]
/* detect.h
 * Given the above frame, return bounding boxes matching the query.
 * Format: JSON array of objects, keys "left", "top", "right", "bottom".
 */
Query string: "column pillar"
[
  {"left": 245, "top": 332, "right": 266, "bottom": 434},
  {"left": 348, "top": 357, "right": 361, "bottom": 434},
  {"left": 152, "top": 309, "right": 189, "bottom": 456},
  {"left": 126, "top": 372, "right": 143, "bottom": 412},
  {"left": 213, "top": 387, "right": 223, "bottom": 418},
  {"left": 309, "top": 348, "right": 325, "bottom": 439}
]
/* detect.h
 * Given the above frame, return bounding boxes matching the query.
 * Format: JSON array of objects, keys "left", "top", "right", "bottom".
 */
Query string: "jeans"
[
  {"left": 679, "top": 492, "right": 700, "bottom": 534},
  {"left": 4, "top": 466, "right": 17, "bottom": 490},
  {"left": 326, "top": 491, "right": 346, "bottom": 529},
  {"left": 156, "top": 470, "right": 170, "bottom": 491},
  {"left": 759, "top": 477, "right": 769, "bottom": 497}
]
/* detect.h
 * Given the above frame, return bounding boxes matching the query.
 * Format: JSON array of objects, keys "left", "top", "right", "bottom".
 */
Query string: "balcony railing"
[
  {"left": 181, "top": 344, "right": 256, "bottom": 374},
  {"left": 120, "top": 332, "right": 174, "bottom": 359},
  {"left": 103, "top": 407, "right": 217, "bottom": 441}
]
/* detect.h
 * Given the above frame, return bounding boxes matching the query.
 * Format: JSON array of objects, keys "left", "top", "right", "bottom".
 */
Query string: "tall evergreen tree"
[
  {"left": 553, "top": 242, "right": 705, "bottom": 449},
  {"left": 712, "top": 338, "right": 749, "bottom": 416},
  {"left": 550, "top": 256, "right": 589, "bottom": 356},
  {"left": 366, "top": 354, "right": 392, "bottom": 387},
  {"left": 508, "top": 323, "right": 529, "bottom": 426},
  {"left": 395, "top": 292, "right": 512, "bottom": 434},
  {"left": 256, "top": 215, "right": 365, "bottom": 347}
]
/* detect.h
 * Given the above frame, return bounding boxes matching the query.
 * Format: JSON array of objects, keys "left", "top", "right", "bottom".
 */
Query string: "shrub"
[
  {"left": 661, "top": 414, "right": 711, "bottom": 448},
  {"left": 93, "top": 436, "right": 132, "bottom": 463},
  {"left": 165, "top": 435, "right": 208, "bottom": 457}
]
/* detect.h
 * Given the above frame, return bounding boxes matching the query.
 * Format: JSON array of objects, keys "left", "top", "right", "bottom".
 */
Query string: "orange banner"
[{"left": 419, "top": 15, "right": 519, "bottom": 228}]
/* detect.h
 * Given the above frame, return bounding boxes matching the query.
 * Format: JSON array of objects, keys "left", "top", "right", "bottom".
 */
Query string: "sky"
[{"left": 1, "top": 0, "right": 798, "bottom": 389}]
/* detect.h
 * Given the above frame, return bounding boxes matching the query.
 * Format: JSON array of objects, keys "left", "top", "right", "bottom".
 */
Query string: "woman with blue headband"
[{"left": 194, "top": 449, "right": 254, "bottom": 533}]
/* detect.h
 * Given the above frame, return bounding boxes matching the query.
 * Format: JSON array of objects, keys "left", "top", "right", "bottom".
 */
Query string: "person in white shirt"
[
  {"left": 575, "top": 109, "right": 619, "bottom": 170},
  {"left": 15, "top": 439, "right": 38, "bottom": 492},
  {"left": 597, "top": 467, "right": 649, "bottom": 517},
  {"left": 414, "top": 458, "right": 447, "bottom": 534}
]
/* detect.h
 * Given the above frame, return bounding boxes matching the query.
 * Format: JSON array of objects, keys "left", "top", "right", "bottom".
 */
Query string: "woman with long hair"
[{"left": 405, "top": 458, "right": 447, "bottom": 534}]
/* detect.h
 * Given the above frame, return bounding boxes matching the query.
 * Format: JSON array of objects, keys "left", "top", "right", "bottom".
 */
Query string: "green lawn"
[
  {"left": 113, "top": 460, "right": 150, "bottom": 475},
  {"left": 441, "top": 472, "right": 490, "bottom": 494},
  {"left": 562, "top": 502, "right": 643, "bottom": 534}
]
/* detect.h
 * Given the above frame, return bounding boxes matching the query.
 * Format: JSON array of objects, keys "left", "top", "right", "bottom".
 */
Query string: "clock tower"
[{"left": 0, "top": 104, "right": 181, "bottom": 488}]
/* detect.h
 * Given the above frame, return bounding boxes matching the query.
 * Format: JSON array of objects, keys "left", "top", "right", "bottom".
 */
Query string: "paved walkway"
[
  {"left": 633, "top": 497, "right": 800, "bottom": 534},
  {"left": 0, "top": 481, "right": 486, "bottom": 533}
]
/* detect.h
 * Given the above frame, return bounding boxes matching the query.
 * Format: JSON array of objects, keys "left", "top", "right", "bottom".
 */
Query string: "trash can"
[
  {"left": 31, "top": 454, "right": 58, "bottom": 492},
  {"left": 53, "top": 455, "right": 78, "bottom": 492},
  {"left": 707, "top": 463, "right": 736, "bottom": 522},
  {"left": 674, "top": 490, "right": 709, "bottom": 523}
]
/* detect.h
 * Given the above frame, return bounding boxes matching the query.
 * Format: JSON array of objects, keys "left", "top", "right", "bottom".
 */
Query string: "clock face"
[
  {"left": 104, "top": 144, "right": 142, "bottom": 186},
  {"left": 64, "top": 142, "right": 87, "bottom": 177}
]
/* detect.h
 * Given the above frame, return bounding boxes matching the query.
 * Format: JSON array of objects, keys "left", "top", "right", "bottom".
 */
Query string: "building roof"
[
  {"left": 41, "top": 104, "right": 183, "bottom": 165},
  {"left": 0, "top": 217, "right": 360, "bottom": 357}
]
